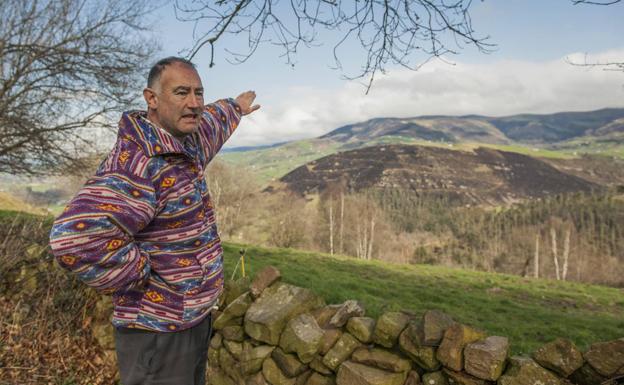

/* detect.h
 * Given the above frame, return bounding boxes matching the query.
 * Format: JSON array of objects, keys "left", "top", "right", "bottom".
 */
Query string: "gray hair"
[{"left": 147, "top": 57, "right": 196, "bottom": 88}]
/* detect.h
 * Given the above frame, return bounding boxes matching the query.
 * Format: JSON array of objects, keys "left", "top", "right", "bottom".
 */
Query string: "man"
[{"left": 49, "top": 57, "right": 259, "bottom": 384}]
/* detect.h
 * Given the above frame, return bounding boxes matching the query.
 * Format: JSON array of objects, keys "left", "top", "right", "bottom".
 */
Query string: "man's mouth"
[{"left": 181, "top": 114, "right": 198, "bottom": 121}]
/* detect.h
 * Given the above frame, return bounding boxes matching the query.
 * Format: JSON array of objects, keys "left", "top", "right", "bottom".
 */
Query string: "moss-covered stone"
[
  {"left": 222, "top": 325, "right": 246, "bottom": 342},
  {"left": 351, "top": 347, "right": 412, "bottom": 373},
  {"left": 531, "top": 338, "right": 583, "bottom": 377},
  {"left": 279, "top": 313, "right": 324, "bottom": 363},
  {"left": 398, "top": 328, "right": 440, "bottom": 371},
  {"left": 220, "top": 347, "right": 245, "bottom": 384},
  {"left": 346, "top": 317, "right": 376, "bottom": 344},
  {"left": 310, "top": 355, "right": 333, "bottom": 375},
  {"left": 464, "top": 336, "right": 509, "bottom": 381},
  {"left": 442, "top": 369, "right": 487, "bottom": 385},
  {"left": 329, "top": 300, "right": 366, "bottom": 328},
  {"left": 497, "top": 356, "right": 562, "bottom": 385},
  {"left": 436, "top": 324, "right": 486, "bottom": 371},
  {"left": 372, "top": 312, "right": 410, "bottom": 348},
  {"left": 241, "top": 343, "right": 275, "bottom": 375},
  {"left": 250, "top": 266, "right": 282, "bottom": 299},
  {"left": 224, "top": 339, "right": 244, "bottom": 360},
  {"left": 319, "top": 329, "right": 342, "bottom": 356},
  {"left": 306, "top": 372, "right": 336, "bottom": 385},
  {"left": 336, "top": 361, "right": 407, "bottom": 385},
  {"left": 421, "top": 370, "right": 448, "bottom": 385},
  {"left": 272, "top": 347, "right": 308, "bottom": 378},
  {"left": 245, "top": 283, "right": 325, "bottom": 346},
  {"left": 263, "top": 357, "right": 296, "bottom": 385},
  {"left": 215, "top": 292, "right": 253, "bottom": 330},
  {"left": 322, "top": 333, "right": 362, "bottom": 371},
  {"left": 583, "top": 337, "right": 624, "bottom": 377},
  {"left": 415, "top": 310, "right": 455, "bottom": 347}
]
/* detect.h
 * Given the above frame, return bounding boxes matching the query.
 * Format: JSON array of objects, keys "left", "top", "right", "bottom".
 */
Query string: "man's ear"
[{"left": 143, "top": 88, "right": 158, "bottom": 109}]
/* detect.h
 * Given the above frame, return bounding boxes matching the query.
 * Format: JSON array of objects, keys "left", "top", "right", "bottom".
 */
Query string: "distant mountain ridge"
[
  {"left": 319, "top": 107, "right": 624, "bottom": 146},
  {"left": 221, "top": 107, "right": 624, "bottom": 185}
]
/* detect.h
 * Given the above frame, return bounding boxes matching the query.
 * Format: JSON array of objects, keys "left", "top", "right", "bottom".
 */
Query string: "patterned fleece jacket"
[{"left": 49, "top": 99, "right": 242, "bottom": 332}]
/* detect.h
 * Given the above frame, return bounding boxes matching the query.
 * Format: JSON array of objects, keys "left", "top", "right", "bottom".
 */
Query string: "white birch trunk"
[
  {"left": 551, "top": 227, "right": 560, "bottom": 280},
  {"left": 562, "top": 228, "right": 570, "bottom": 281},
  {"left": 339, "top": 193, "right": 344, "bottom": 254},
  {"left": 534, "top": 233, "right": 540, "bottom": 279},
  {"left": 329, "top": 199, "right": 334, "bottom": 255},
  {"left": 367, "top": 216, "right": 375, "bottom": 260}
]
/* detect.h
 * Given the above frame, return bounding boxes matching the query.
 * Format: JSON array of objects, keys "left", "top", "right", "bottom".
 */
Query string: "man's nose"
[{"left": 187, "top": 93, "right": 202, "bottom": 109}]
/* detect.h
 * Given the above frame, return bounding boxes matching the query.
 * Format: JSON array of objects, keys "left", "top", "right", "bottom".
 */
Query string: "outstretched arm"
[{"left": 197, "top": 90, "right": 260, "bottom": 163}]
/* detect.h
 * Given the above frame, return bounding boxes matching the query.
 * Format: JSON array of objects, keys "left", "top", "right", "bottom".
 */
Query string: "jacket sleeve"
[
  {"left": 49, "top": 169, "right": 156, "bottom": 295},
  {"left": 197, "top": 98, "right": 243, "bottom": 163}
]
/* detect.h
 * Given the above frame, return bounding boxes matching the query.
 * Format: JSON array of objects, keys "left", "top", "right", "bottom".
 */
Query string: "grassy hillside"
[
  {"left": 222, "top": 242, "right": 624, "bottom": 356},
  {"left": 221, "top": 138, "right": 341, "bottom": 183}
]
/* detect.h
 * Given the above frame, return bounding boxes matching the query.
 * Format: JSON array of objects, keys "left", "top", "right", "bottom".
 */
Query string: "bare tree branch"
[
  {"left": 572, "top": 0, "right": 621, "bottom": 4},
  {"left": 175, "top": 0, "right": 494, "bottom": 93}
]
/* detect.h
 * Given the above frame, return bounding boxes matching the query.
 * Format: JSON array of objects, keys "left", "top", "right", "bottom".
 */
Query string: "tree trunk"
[
  {"left": 551, "top": 227, "right": 560, "bottom": 280},
  {"left": 562, "top": 228, "right": 570, "bottom": 281},
  {"left": 339, "top": 193, "right": 344, "bottom": 254},
  {"left": 534, "top": 233, "right": 540, "bottom": 278},
  {"left": 367, "top": 216, "right": 375, "bottom": 260},
  {"left": 329, "top": 198, "right": 334, "bottom": 255}
]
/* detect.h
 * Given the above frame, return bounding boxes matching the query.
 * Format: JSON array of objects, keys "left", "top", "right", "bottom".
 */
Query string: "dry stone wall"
[{"left": 207, "top": 266, "right": 624, "bottom": 385}]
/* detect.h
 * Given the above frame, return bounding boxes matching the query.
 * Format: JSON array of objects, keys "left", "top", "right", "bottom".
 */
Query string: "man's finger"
[{"left": 244, "top": 104, "right": 260, "bottom": 115}]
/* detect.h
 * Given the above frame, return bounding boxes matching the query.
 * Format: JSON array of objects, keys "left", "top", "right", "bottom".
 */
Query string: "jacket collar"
[{"left": 118, "top": 110, "right": 195, "bottom": 158}]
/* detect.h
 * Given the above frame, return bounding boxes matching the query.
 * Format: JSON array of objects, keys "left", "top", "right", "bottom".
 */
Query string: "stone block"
[
  {"left": 531, "top": 338, "right": 583, "bottom": 377},
  {"left": 436, "top": 324, "right": 486, "bottom": 371},
  {"left": 279, "top": 313, "right": 324, "bottom": 363},
  {"left": 497, "top": 356, "right": 562, "bottom": 385},
  {"left": 372, "top": 312, "right": 411, "bottom": 348},
  {"left": 245, "top": 283, "right": 325, "bottom": 345},
  {"left": 464, "top": 336, "right": 509, "bottom": 381},
  {"left": 351, "top": 347, "right": 412, "bottom": 373},
  {"left": 346, "top": 317, "right": 376, "bottom": 344},
  {"left": 336, "top": 361, "right": 407, "bottom": 385},
  {"left": 322, "top": 333, "right": 362, "bottom": 371}
]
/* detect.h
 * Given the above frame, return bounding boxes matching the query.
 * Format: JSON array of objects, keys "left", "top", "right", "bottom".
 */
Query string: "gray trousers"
[{"left": 114, "top": 315, "right": 212, "bottom": 385}]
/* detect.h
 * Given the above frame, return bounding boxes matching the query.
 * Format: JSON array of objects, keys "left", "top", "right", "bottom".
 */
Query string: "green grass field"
[
  {"left": 222, "top": 242, "right": 624, "bottom": 356},
  {"left": 220, "top": 139, "right": 341, "bottom": 183}
]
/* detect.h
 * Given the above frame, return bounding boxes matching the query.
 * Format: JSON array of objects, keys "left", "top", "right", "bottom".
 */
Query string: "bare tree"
[
  {"left": 0, "top": 0, "right": 157, "bottom": 175},
  {"left": 174, "top": 0, "right": 493, "bottom": 92},
  {"left": 268, "top": 192, "right": 308, "bottom": 248},
  {"left": 205, "top": 159, "right": 259, "bottom": 238}
]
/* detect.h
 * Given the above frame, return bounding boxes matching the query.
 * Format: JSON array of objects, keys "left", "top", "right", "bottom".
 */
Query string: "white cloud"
[{"left": 228, "top": 50, "right": 624, "bottom": 147}]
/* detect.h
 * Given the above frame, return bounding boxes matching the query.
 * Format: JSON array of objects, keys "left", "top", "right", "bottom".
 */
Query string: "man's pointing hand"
[{"left": 235, "top": 91, "right": 260, "bottom": 116}]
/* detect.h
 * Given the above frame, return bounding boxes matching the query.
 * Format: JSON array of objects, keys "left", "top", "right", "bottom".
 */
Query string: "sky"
[{"left": 151, "top": 0, "right": 624, "bottom": 148}]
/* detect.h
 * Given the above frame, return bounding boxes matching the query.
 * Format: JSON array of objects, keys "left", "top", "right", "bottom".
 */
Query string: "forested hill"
[{"left": 279, "top": 144, "right": 599, "bottom": 204}]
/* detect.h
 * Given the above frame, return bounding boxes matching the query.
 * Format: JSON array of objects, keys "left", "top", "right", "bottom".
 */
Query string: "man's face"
[{"left": 144, "top": 62, "right": 204, "bottom": 138}]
